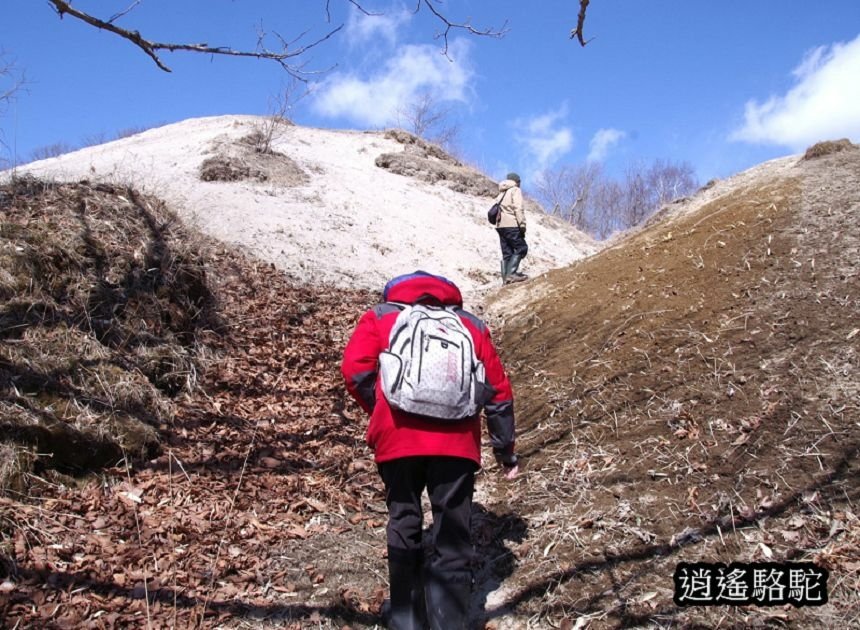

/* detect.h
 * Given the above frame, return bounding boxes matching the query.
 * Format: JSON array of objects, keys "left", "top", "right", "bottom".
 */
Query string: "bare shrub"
[
  {"left": 375, "top": 127, "right": 495, "bottom": 194},
  {"left": 242, "top": 127, "right": 282, "bottom": 155},
  {"left": 383, "top": 129, "right": 458, "bottom": 164},
  {"left": 199, "top": 147, "right": 308, "bottom": 186},
  {"left": 29, "top": 142, "right": 74, "bottom": 161},
  {"left": 375, "top": 151, "right": 496, "bottom": 196},
  {"left": 802, "top": 138, "right": 857, "bottom": 160},
  {"left": 114, "top": 124, "right": 158, "bottom": 140},
  {"left": 200, "top": 155, "right": 265, "bottom": 182},
  {"left": 81, "top": 131, "right": 108, "bottom": 147},
  {"left": 395, "top": 90, "right": 461, "bottom": 155},
  {"left": 0, "top": 53, "right": 24, "bottom": 109},
  {"left": 1, "top": 52, "right": 26, "bottom": 159},
  {"left": 0, "top": 442, "right": 36, "bottom": 495},
  {"left": 248, "top": 79, "right": 304, "bottom": 154}
]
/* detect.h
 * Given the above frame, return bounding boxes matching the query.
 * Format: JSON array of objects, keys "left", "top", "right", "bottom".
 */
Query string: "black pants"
[
  {"left": 379, "top": 456, "right": 478, "bottom": 629},
  {"left": 496, "top": 227, "right": 528, "bottom": 264}
]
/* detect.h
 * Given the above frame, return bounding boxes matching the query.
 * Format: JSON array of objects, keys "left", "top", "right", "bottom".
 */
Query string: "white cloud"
[
  {"left": 732, "top": 34, "right": 860, "bottom": 149},
  {"left": 344, "top": 5, "right": 411, "bottom": 48},
  {"left": 587, "top": 128, "right": 626, "bottom": 162},
  {"left": 514, "top": 105, "right": 574, "bottom": 172},
  {"left": 310, "top": 39, "right": 474, "bottom": 127}
]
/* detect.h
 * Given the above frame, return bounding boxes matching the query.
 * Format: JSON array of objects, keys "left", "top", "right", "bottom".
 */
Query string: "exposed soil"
[
  {"left": 374, "top": 129, "right": 498, "bottom": 197},
  {"left": 200, "top": 132, "right": 309, "bottom": 186},
  {"left": 483, "top": 144, "right": 860, "bottom": 628}
]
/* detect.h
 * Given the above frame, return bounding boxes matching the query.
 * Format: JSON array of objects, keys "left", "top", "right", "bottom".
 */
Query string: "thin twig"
[
  {"left": 122, "top": 453, "right": 152, "bottom": 630},
  {"left": 200, "top": 420, "right": 259, "bottom": 622}
]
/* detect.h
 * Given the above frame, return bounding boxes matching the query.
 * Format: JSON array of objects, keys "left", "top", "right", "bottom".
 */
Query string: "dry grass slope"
[
  {"left": 480, "top": 144, "right": 859, "bottom": 628},
  {"left": 1, "top": 177, "right": 217, "bottom": 488}
]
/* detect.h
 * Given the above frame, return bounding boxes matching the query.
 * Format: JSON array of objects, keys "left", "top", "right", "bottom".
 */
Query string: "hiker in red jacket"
[{"left": 341, "top": 271, "right": 518, "bottom": 630}]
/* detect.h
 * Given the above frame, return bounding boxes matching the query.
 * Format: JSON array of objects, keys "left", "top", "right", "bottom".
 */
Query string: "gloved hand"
[
  {"left": 494, "top": 451, "right": 519, "bottom": 480},
  {"left": 519, "top": 226, "right": 526, "bottom": 237}
]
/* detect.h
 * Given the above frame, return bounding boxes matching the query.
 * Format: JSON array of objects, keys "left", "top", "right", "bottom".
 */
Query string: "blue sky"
[{"left": 2, "top": 1, "right": 859, "bottom": 187}]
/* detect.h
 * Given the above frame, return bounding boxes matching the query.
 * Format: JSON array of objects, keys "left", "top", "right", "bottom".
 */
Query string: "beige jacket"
[{"left": 494, "top": 179, "right": 525, "bottom": 229}]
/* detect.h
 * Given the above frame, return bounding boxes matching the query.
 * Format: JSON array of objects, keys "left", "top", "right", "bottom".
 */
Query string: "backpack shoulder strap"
[
  {"left": 373, "top": 302, "right": 408, "bottom": 318},
  {"left": 450, "top": 306, "right": 487, "bottom": 334}
]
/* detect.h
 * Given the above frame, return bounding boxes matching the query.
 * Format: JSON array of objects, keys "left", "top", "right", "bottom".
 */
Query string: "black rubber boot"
[
  {"left": 506, "top": 255, "right": 527, "bottom": 283},
  {"left": 386, "top": 548, "right": 426, "bottom": 630},
  {"left": 500, "top": 259, "right": 509, "bottom": 285},
  {"left": 424, "top": 571, "right": 471, "bottom": 630}
]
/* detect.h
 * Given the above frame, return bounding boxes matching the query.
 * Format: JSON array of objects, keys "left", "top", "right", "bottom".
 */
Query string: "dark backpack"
[{"left": 487, "top": 189, "right": 508, "bottom": 225}]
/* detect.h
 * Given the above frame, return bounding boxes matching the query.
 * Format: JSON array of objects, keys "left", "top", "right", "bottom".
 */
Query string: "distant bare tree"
[
  {"left": 536, "top": 158, "right": 698, "bottom": 239},
  {"left": 646, "top": 158, "right": 698, "bottom": 207},
  {"left": 396, "top": 90, "right": 461, "bottom": 154},
  {"left": 534, "top": 162, "right": 603, "bottom": 231},
  {"left": 621, "top": 159, "right": 698, "bottom": 229},
  {"left": 250, "top": 78, "right": 308, "bottom": 154},
  {"left": 1, "top": 53, "right": 26, "bottom": 162},
  {"left": 29, "top": 142, "right": 74, "bottom": 161},
  {"left": 623, "top": 164, "right": 652, "bottom": 228},
  {"left": 591, "top": 179, "right": 624, "bottom": 239}
]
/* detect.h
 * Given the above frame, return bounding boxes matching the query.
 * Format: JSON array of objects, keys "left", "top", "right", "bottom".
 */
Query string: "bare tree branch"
[
  {"left": 415, "top": 0, "right": 508, "bottom": 58},
  {"left": 396, "top": 90, "right": 460, "bottom": 152},
  {"left": 569, "top": 0, "right": 595, "bottom": 47},
  {"left": 324, "top": 0, "right": 381, "bottom": 23},
  {"left": 0, "top": 53, "right": 25, "bottom": 107},
  {"left": 345, "top": 0, "right": 381, "bottom": 17},
  {"left": 46, "top": 0, "right": 344, "bottom": 75},
  {"left": 108, "top": 1, "right": 142, "bottom": 25},
  {"left": 1, "top": 52, "right": 27, "bottom": 158},
  {"left": 43, "top": 1, "right": 510, "bottom": 73}
]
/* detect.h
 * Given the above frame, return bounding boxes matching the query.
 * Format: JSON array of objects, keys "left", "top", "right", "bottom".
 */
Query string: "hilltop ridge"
[{"left": 11, "top": 115, "right": 597, "bottom": 299}]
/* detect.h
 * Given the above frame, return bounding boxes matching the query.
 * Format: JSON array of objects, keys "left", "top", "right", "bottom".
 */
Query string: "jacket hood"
[
  {"left": 499, "top": 179, "right": 518, "bottom": 192},
  {"left": 382, "top": 271, "right": 463, "bottom": 307}
]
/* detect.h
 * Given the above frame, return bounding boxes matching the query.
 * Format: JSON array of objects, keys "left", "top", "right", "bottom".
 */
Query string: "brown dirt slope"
[{"left": 480, "top": 143, "right": 859, "bottom": 628}]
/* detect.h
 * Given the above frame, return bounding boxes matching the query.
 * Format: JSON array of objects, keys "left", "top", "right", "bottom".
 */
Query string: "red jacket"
[{"left": 341, "top": 272, "right": 516, "bottom": 465}]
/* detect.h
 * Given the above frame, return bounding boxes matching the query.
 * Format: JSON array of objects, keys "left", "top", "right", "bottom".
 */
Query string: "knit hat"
[{"left": 506, "top": 172, "right": 521, "bottom": 185}]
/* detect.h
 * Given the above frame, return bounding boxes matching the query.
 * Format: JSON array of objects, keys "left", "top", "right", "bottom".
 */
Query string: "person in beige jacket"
[{"left": 492, "top": 172, "right": 528, "bottom": 284}]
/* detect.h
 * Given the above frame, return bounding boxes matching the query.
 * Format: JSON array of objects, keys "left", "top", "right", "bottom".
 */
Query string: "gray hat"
[{"left": 506, "top": 172, "right": 521, "bottom": 184}]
